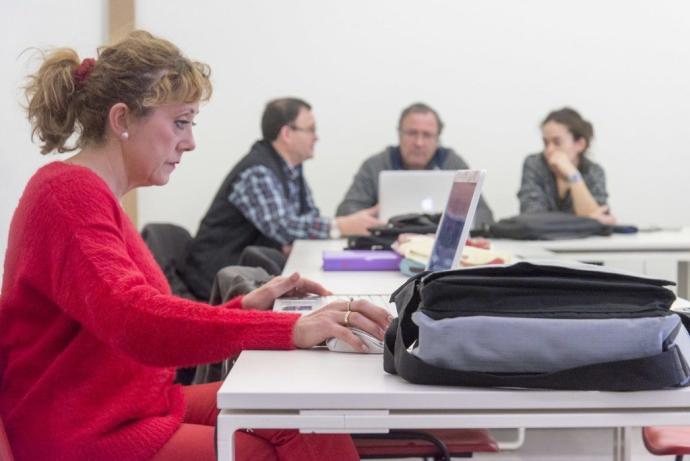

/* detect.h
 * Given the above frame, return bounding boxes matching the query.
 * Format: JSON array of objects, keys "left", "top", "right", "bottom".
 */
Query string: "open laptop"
[
  {"left": 273, "top": 169, "right": 487, "bottom": 316},
  {"left": 378, "top": 170, "right": 457, "bottom": 221}
]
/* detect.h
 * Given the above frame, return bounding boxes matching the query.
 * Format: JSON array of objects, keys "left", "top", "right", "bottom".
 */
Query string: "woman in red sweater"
[{"left": 0, "top": 30, "right": 391, "bottom": 461}]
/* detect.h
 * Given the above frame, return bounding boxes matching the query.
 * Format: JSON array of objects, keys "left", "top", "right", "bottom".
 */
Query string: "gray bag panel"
[{"left": 411, "top": 311, "right": 686, "bottom": 373}]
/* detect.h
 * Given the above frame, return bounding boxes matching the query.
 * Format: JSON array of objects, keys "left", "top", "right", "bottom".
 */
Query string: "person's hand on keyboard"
[
  {"left": 292, "top": 299, "right": 393, "bottom": 352},
  {"left": 242, "top": 272, "right": 332, "bottom": 310}
]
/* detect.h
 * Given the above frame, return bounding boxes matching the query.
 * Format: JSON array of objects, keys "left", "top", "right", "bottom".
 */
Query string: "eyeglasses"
[
  {"left": 400, "top": 129, "right": 438, "bottom": 142},
  {"left": 289, "top": 125, "right": 317, "bottom": 135}
]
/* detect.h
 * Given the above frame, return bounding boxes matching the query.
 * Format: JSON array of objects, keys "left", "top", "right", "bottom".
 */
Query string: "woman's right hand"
[
  {"left": 545, "top": 150, "right": 578, "bottom": 179},
  {"left": 292, "top": 299, "right": 393, "bottom": 352},
  {"left": 334, "top": 206, "right": 385, "bottom": 236}
]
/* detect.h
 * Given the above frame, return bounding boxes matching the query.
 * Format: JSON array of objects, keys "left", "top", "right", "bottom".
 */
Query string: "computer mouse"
[{"left": 326, "top": 327, "right": 384, "bottom": 354}]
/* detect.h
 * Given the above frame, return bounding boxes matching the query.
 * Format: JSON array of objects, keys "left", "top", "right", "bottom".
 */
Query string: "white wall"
[
  {"left": 137, "top": 0, "right": 690, "bottom": 234},
  {"left": 3, "top": 0, "right": 690, "bottom": 281},
  {"left": 1, "top": 0, "right": 105, "bottom": 280}
]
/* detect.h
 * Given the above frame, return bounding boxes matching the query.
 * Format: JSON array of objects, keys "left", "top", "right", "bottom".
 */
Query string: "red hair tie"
[{"left": 74, "top": 58, "right": 96, "bottom": 90}]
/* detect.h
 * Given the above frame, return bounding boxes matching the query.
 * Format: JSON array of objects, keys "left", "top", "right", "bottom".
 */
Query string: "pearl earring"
[{"left": 120, "top": 132, "right": 129, "bottom": 141}]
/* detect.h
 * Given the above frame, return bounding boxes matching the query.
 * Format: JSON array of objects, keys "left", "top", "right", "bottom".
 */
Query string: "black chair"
[
  {"left": 238, "top": 245, "right": 286, "bottom": 276},
  {"left": 140, "top": 223, "right": 195, "bottom": 300}
]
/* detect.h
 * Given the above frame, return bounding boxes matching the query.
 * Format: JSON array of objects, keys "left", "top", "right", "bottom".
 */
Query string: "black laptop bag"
[
  {"left": 475, "top": 212, "right": 612, "bottom": 240},
  {"left": 348, "top": 213, "right": 442, "bottom": 250},
  {"left": 383, "top": 261, "right": 690, "bottom": 391}
]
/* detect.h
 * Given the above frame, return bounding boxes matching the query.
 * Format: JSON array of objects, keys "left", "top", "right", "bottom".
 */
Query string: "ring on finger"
[
  {"left": 344, "top": 310, "right": 352, "bottom": 327},
  {"left": 346, "top": 298, "right": 353, "bottom": 312}
]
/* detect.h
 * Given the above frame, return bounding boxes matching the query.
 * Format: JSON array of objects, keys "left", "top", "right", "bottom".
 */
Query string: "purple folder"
[{"left": 322, "top": 250, "right": 402, "bottom": 271}]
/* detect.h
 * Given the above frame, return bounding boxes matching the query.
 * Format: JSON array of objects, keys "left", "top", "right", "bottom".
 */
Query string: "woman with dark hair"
[
  {"left": 517, "top": 107, "right": 616, "bottom": 225},
  {"left": 0, "top": 30, "right": 389, "bottom": 461}
]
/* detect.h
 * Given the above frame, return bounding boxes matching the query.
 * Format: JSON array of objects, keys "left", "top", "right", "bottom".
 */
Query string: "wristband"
[
  {"left": 567, "top": 171, "right": 583, "bottom": 183},
  {"left": 329, "top": 221, "right": 341, "bottom": 239}
]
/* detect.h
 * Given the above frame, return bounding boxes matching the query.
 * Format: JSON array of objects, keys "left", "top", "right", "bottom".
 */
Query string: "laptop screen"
[
  {"left": 378, "top": 170, "right": 457, "bottom": 221},
  {"left": 427, "top": 171, "right": 485, "bottom": 271}
]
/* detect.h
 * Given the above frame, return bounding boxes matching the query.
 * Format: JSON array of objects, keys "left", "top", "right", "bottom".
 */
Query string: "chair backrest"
[
  {"left": 0, "top": 415, "right": 15, "bottom": 461},
  {"left": 238, "top": 245, "right": 286, "bottom": 276},
  {"left": 141, "top": 223, "right": 192, "bottom": 271},
  {"left": 141, "top": 223, "right": 196, "bottom": 299}
]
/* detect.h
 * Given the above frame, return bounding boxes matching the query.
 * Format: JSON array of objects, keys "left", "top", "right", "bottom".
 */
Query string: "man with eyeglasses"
[
  {"left": 183, "top": 97, "right": 383, "bottom": 300},
  {"left": 336, "top": 102, "right": 494, "bottom": 229}
]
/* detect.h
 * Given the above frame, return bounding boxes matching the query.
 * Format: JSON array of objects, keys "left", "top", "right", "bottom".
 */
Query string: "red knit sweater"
[{"left": 0, "top": 162, "right": 299, "bottom": 461}]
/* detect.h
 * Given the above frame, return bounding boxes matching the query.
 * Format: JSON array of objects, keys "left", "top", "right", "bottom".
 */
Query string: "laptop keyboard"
[
  {"left": 274, "top": 294, "right": 396, "bottom": 316},
  {"left": 322, "top": 294, "right": 391, "bottom": 304}
]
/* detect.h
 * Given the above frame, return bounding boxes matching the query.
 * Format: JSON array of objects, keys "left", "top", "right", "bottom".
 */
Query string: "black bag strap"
[{"left": 369, "top": 213, "right": 441, "bottom": 237}]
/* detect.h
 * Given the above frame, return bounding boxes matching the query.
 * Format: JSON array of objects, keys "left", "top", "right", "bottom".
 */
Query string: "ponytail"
[{"left": 25, "top": 48, "right": 85, "bottom": 154}]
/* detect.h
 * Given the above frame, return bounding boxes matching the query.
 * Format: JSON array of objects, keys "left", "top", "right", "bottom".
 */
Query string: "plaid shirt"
[{"left": 228, "top": 162, "right": 331, "bottom": 245}]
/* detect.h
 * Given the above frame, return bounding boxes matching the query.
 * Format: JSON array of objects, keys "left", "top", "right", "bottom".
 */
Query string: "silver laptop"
[
  {"left": 274, "top": 169, "right": 487, "bottom": 315},
  {"left": 378, "top": 170, "right": 457, "bottom": 221}
]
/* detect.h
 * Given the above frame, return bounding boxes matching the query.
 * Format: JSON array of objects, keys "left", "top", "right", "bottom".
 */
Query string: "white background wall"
[
  {"left": 1, "top": 0, "right": 105, "bottom": 280},
  {"left": 3, "top": 1, "right": 690, "bottom": 279},
  {"left": 135, "top": 0, "right": 690, "bottom": 233}
]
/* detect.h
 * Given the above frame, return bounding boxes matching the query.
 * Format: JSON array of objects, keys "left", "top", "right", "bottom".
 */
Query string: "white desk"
[
  {"left": 217, "top": 237, "right": 690, "bottom": 461},
  {"left": 281, "top": 239, "right": 408, "bottom": 295},
  {"left": 497, "top": 228, "right": 690, "bottom": 297},
  {"left": 281, "top": 238, "right": 560, "bottom": 295},
  {"left": 284, "top": 231, "right": 690, "bottom": 297},
  {"left": 520, "top": 228, "right": 690, "bottom": 254},
  {"left": 217, "top": 350, "right": 690, "bottom": 461}
]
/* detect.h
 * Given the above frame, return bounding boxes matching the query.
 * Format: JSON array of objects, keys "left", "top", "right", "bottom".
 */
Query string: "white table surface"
[
  {"left": 282, "top": 238, "right": 571, "bottom": 295},
  {"left": 496, "top": 229, "right": 690, "bottom": 297},
  {"left": 282, "top": 239, "right": 409, "bottom": 294},
  {"left": 511, "top": 228, "right": 690, "bottom": 253},
  {"left": 219, "top": 349, "right": 690, "bottom": 412}
]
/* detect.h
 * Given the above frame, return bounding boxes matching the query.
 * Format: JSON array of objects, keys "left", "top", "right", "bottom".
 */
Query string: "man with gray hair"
[{"left": 336, "top": 102, "right": 494, "bottom": 228}]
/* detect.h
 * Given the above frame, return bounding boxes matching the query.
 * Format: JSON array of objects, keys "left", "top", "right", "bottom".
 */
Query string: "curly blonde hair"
[{"left": 25, "top": 30, "right": 212, "bottom": 154}]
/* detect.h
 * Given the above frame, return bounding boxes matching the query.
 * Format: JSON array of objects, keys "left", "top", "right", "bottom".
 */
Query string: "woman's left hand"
[
  {"left": 241, "top": 272, "right": 332, "bottom": 310},
  {"left": 589, "top": 205, "right": 618, "bottom": 225}
]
